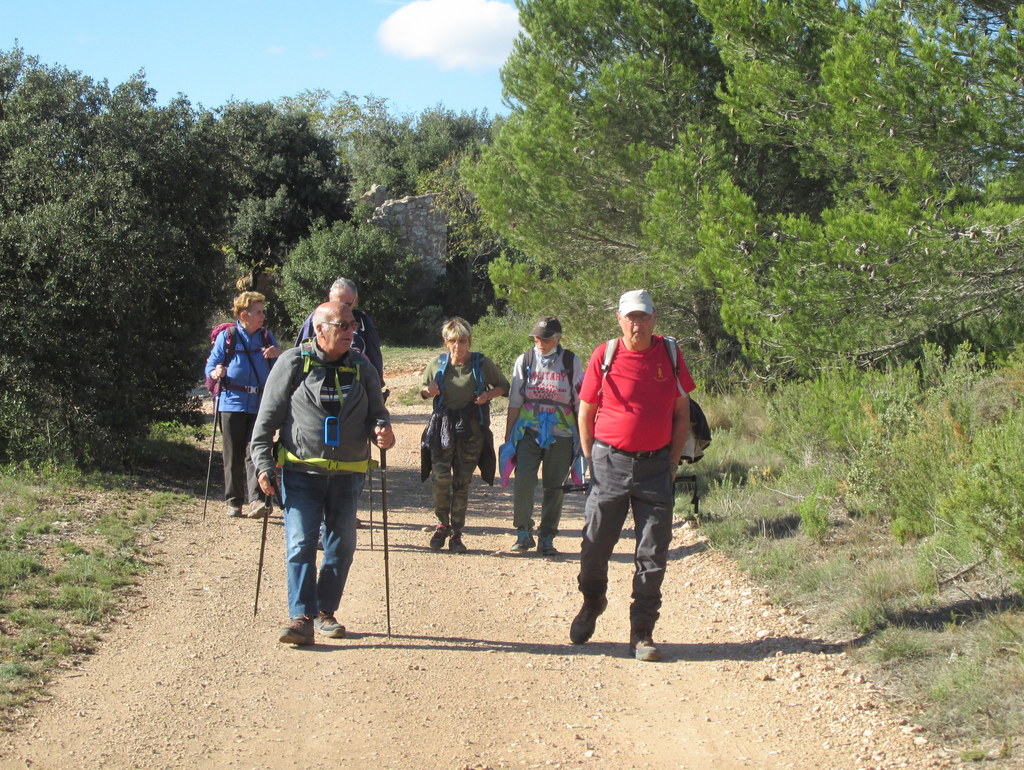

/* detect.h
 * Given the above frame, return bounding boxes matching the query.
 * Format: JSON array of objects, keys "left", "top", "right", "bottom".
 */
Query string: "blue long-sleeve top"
[{"left": 204, "top": 323, "right": 279, "bottom": 413}]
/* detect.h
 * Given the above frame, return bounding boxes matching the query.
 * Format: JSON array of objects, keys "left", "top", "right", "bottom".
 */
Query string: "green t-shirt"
[{"left": 421, "top": 353, "right": 510, "bottom": 411}]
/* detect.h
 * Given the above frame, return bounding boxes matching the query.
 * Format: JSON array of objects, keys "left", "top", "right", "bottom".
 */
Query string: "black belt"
[
  {"left": 222, "top": 383, "right": 261, "bottom": 394},
  {"left": 594, "top": 439, "right": 667, "bottom": 460}
]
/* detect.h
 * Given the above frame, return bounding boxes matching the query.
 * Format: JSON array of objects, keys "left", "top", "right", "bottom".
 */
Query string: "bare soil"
[{"left": 0, "top": 366, "right": 971, "bottom": 769}]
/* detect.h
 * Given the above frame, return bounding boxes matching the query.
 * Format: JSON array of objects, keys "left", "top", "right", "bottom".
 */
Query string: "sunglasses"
[{"left": 321, "top": 320, "right": 358, "bottom": 332}]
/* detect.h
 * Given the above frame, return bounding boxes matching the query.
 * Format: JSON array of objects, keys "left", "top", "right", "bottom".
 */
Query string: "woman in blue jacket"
[{"left": 205, "top": 292, "right": 282, "bottom": 517}]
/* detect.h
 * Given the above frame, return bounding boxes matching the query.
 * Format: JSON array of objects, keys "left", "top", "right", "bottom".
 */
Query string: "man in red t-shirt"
[{"left": 570, "top": 290, "right": 695, "bottom": 661}]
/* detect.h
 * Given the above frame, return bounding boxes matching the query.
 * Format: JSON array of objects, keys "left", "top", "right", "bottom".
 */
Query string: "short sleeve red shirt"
[{"left": 578, "top": 336, "right": 696, "bottom": 452}]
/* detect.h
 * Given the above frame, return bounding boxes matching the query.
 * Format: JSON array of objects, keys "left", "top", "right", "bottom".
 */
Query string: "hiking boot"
[
  {"left": 510, "top": 528, "right": 535, "bottom": 553},
  {"left": 537, "top": 534, "right": 558, "bottom": 556},
  {"left": 247, "top": 500, "right": 270, "bottom": 518},
  {"left": 429, "top": 525, "right": 449, "bottom": 551},
  {"left": 314, "top": 611, "right": 346, "bottom": 639},
  {"left": 227, "top": 505, "right": 244, "bottom": 518},
  {"left": 448, "top": 530, "right": 468, "bottom": 554},
  {"left": 278, "top": 616, "right": 314, "bottom": 645},
  {"left": 629, "top": 628, "right": 663, "bottom": 662},
  {"left": 569, "top": 595, "right": 608, "bottom": 645}
]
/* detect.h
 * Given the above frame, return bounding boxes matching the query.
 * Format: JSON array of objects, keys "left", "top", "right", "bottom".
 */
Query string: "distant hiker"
[
  {"left": 294, "top": 277, "right": 384, "bottom": 382},
  {"left": 205, "top": 291, "right": 282, "bottom": 518},
  {"left": 570, "top": 290, "right": 696, "bottom": 662},
  {"left": 501, "top": 316, "right": 584, "bottom": 556},
  {"left": 419, "top": 317, "right": 509, "bottom": 554},
  {"left": 251, "top": 301, "right": 394, "bottom": 646}
]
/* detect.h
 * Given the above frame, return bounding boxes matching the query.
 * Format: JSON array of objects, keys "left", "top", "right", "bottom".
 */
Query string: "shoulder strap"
[
  {"left": 434, "top": 353, "right": 449, "bottom": 388},
  {"left": 562, "top": 348, "right": 577, "bottom": 409},
  {"left": 597, "top": 339, "right": 617, "bottom": 396},
  {"left": 663, "top": 336, "right": 686, "bottom": 397},
  {"left": 471, "top": 352, "right": 485, "bottom": 396},
  {"left": 601, "top": 338, "right": 617, "bottom": 373},
  {"left": 520, "top": 348, "right": 535, "bottom": 399},
  {"left": 223, "top": 326, "right": 239, "bottom": 368},
  {"left": 431, "top": 353, "right": 449, "bottom": 413}
]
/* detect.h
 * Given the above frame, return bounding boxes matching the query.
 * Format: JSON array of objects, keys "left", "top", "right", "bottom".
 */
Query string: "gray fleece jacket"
[{"left": 250, "top": 343, "right": 389, "bottom": 477}]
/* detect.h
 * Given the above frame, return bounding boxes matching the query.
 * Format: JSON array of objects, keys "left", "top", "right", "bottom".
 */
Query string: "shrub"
[
  {"left": 0, "top": 49, "right": 226, "bottom": 467},
  {"left": 278, "top": 219, "right": 439, "bottom": 344},
  {"left": 468, "top": 312, "right": 534, "bottom": 373},
  {"left": 940, "top": 409, "right": 1024, "bottom": 582}
]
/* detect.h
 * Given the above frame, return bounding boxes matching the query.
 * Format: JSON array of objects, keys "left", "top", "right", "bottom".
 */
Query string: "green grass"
[
  {"left": 693, "top": 359, "right": 1024, "bottom": 759},
  {"left": 380, "top": 345, "right": 436, "bottom": 405},
  {"left": 0, "top": 432, "right": 197, "bottom": 722}
]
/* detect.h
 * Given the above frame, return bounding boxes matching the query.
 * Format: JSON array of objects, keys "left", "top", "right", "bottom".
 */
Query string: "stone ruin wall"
[{"left": 362, "top": 184, "right": 447, "bottom": 278}]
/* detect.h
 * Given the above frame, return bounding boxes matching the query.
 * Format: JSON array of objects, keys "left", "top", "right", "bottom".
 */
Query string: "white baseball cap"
[{"left": 618, "top": 289, "right": 654, "bottom": 315}]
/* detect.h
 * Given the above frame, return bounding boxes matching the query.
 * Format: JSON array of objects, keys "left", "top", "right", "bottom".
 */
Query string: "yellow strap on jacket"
[{"left": 277, "top": 445, "right": 375, "bottom": 473}]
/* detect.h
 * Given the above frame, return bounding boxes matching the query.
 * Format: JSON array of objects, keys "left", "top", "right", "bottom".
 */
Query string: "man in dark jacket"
[
  {"left": 294, "top": 277, "right": 384, "bottom": 382},
  {"left": 252, "top": 301, "right": 394, "bottom": 646}
]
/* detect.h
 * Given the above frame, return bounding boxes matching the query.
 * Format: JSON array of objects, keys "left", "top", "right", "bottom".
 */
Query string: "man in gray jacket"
[{"left": 251, "top": 301, "right": 395, "bottom": 646}]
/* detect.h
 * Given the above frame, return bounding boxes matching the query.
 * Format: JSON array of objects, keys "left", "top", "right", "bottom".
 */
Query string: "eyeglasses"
[{"left": 321, "top": 320, "right": 358, "bottom": 332}]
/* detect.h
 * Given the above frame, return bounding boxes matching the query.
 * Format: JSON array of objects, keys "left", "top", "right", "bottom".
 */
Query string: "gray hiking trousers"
[{"left": 577, "top": 440, "right": 674, "bottom": 629}]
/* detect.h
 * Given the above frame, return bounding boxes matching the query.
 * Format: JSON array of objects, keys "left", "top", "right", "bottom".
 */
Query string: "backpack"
[
  {"left": 293, "top": 339, "right": 363, "bottom": 394},
  {"left": 598, "top": 336, "right": 712, "bottom": 463},
  {"left": 521, "top": 346, "right": 579, "bottom": 410},
  {"left": 204, "top": 323, "right": 238, "bottom": 396},
  {"left": 204, "top": 323, "right": 270, "bottom": 397}
]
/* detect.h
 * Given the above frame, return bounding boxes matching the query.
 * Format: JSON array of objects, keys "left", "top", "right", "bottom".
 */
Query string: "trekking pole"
[
  {"left": 367, "top": 440, "right": 375, "bottom": 551},
  {"left": 253, "top": 476, "right": 274, "bottom": 618},
  {"left": 201, "top": 388, "right": 222, "bottom": 522},
  {"left": 376, "top": 419, "right": 392, "bottom": 639}
]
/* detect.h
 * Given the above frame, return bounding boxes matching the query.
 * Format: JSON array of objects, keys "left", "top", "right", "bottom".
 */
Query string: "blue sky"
[{"left": 5, "top": 0, "right": 522, "bottom": 117}]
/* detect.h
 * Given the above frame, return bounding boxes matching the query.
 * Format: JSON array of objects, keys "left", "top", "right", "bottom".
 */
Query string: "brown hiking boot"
[
  {"left": 247, "top": 500, "right": 270, "bottom": 519},
  {"left": 279, "top": 616, "right": 314, "bottom": 646},
  {"left": 629, "top": 628, "right": 662, "bottom": 662},
  {"left": 429, "top": 525, "right": 449, "bottom": 551},
  {"left": 569, "top": 595, "right": 608, "bottom": 645},
  {"left": 448, "top": 530, "right": 468, "bottom": 554},
  {"left": 314, "top": 611, "right": 346, "bottom": 639}
]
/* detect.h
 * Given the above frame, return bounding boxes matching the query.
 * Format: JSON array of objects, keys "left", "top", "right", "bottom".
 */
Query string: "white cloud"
[
  {"left": 266, "top": 45, "right": 287, "bottom": 55},
  {"left": 377, "top": 0, "right": 521, "bottom": 72}
]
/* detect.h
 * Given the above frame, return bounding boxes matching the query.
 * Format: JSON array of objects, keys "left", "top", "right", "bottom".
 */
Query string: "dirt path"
[{"left": 0, "top": 368, "right": 966, "bottom": 769}]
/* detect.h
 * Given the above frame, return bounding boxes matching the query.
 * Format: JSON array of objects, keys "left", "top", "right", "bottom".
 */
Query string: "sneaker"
[
  {"left": 510, "top": 528, "right": 535, "bottom": 553},
  {"left": 247, "top": 500, "right": 270, "bottom": 518},
  {"left": 448, "top": 530, "right": 468, "bottom": 554},
  {"left": 227, "top": 505, "right": 244, "bottom": 518},
  {"left": 537, "top": 534, "right": 558, "bottom": 556},
  {"left": 569, "top": 595, "right": 608, "bottom": 645},
  {"left": 630, "top": 629, "right": 663, "bottom": 662},
  {"left": 279, "top": 616, "right": 314, "bottom": 645},
  {"left": 429, "top": 525, "right": 449, "bottom": 551},
  {"left": 314, "top": 611, "right": 346, "bottom": 639}
]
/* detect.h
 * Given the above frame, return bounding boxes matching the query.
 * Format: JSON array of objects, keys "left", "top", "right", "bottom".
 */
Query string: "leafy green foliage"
[
  {"left": 216, "top": 100, "right": 350, "bottom": 286},
  {"left": 0, "top": 48, "right": 226, "bottom": 466},
  {"left": 694, "top": 0, "right": 1024, "bottom": 372},
  {"left": 277, "top": 90, "right": 494, "bottom": 199},
  {"left": 278, "top": 220, "right": 440, "bottom": 343},
  {"left": 941, "top": 409, "right": 1024, "bottom": 581},
  {"left": 471, "top": 0, "right": 740, "bottom": 358}
]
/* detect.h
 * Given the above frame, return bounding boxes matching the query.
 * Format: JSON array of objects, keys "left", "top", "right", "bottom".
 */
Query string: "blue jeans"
[{"left": 281, "top": 468, "right": 363, "bottom": 619}]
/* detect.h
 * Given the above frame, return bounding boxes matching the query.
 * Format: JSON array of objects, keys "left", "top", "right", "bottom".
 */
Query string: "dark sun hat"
[{"left": 530, "top": 316, "right": 562, "bottom": 338}]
